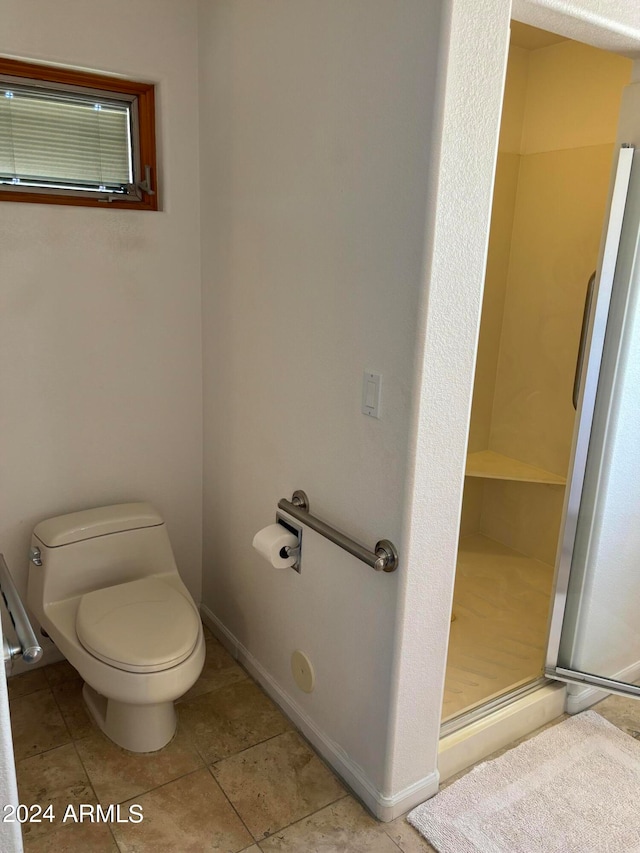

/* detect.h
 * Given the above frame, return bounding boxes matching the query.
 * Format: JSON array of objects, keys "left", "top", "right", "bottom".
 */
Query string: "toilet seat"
[{"left": 76, "top": 577, "right": 200, "bottom": 674}]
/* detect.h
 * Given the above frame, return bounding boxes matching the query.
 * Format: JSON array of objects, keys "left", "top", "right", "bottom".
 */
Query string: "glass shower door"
[{"left": 546, "top": 142, "right": 640, "bottom": 696}]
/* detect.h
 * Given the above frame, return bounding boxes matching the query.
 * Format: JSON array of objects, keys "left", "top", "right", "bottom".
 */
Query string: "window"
[{"left": 0, "top": 58, "right": 157, "bottom": 210}]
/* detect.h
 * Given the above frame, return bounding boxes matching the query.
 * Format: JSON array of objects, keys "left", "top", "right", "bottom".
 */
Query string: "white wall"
[
  {"left": 198, "top": 0, "right": 442, "bottom": 808},
  {"left": 386, "top": 0, "right": 514, "bottom": 810},
  {"left": 199, "top": 0, "right": 640, "bottom": 816},
  {"left": 0, "top": 0, "right": 203, "bottom": 620}
]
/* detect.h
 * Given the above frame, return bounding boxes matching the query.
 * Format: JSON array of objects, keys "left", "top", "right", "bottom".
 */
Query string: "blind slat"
[{"left": 0, "top": 87, "right": 132, "bottom": 188}]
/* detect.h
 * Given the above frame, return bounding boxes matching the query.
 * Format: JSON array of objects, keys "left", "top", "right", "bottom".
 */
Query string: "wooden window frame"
[{"left": 0, "top": 58, "right": 158, "bottom": 211}]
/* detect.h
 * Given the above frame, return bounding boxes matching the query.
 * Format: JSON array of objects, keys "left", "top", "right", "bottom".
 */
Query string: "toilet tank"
[{"left": 27, "top": 503, "right": 179, "bottom": 610}]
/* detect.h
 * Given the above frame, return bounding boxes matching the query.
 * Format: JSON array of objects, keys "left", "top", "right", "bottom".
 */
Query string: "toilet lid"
[{"left": 76, "top": 577, "right": 200, "bottom": 673}]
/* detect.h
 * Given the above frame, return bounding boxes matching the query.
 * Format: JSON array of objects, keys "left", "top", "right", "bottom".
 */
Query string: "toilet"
[{"left": 26, "top": 502, "right": 205, "bottom": 753}]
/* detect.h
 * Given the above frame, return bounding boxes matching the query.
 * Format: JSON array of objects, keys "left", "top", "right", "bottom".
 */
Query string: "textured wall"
[
  {"left": 513, "top": 0, "right": 640, "bottom": 56},
  {"left": 198, "top": 0, "right": 442, "bottom": 799},
  {"left": 0, "top": 0, "right": 203, "bottom": 618},
  {"left": 384, "top": 0, "right": 514, "bottom": 801}
]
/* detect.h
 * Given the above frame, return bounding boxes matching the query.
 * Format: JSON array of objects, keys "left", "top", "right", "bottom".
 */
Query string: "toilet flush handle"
[{"left": 29, "top": 546, "right": 42, "bottom": 566}]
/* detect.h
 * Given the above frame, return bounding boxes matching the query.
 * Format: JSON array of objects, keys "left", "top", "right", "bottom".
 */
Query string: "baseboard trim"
[{"left": 200, "top": 604, "right": 439, "bottom": 821}]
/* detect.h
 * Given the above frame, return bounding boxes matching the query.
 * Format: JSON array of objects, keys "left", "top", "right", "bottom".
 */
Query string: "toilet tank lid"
[{"left": 33, "top": 503, "right": 164, "bottom": 547}]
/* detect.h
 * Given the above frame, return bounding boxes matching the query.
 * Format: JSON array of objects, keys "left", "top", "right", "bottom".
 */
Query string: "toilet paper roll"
[{"left": 252, "top": 524, "right": 298, "bottom": 569}]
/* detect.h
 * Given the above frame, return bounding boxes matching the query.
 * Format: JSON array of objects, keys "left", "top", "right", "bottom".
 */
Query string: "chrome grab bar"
[
  {"left": 0, "top": 553, "right": 43, "bottom": 670},
  {"left": 573, "top": 271, "right": 597, "bottom": 409},
  {"left": 277, "top": 490, "right": 399, "bottom": 573}
]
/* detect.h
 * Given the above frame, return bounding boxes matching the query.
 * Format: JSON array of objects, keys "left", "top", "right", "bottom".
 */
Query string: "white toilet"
[{"left": 27, "top": 502, "right": 205, "bottom": 753}]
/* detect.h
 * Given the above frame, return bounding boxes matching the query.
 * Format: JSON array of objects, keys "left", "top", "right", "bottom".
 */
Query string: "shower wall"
[
  {"left": 463, "top": 37, "right": 631, "bottom": 565},
  {"left": 461, "top": 46, "right": 527, "bottom": 539},
  {"left": 491, "top": 40, "right": 630, "bottom": 477}
]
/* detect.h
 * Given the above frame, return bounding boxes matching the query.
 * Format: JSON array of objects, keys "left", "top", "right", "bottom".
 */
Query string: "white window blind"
[{"left": 0, "top": 85, "right": 133, "bottom": 192}]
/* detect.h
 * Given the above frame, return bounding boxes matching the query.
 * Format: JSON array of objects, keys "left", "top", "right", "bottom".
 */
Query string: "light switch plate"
[{"left": 362, "top": 371, "right": 381, "bottom": 418}]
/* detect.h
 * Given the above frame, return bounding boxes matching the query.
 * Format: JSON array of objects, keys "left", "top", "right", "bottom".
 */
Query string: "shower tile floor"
[{"left": 8, "top": 626, "right": 637, "bottom": 852}]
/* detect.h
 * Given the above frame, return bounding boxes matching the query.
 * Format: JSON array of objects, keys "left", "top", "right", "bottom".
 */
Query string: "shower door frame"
[
  {"left": 442, "top": 140, "right": 640, "bottom": 739},
  {"left": 545, "top": 141, "right": 640, "bottom": 699}
]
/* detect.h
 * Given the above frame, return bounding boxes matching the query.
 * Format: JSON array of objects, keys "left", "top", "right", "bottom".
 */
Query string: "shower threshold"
[{"left": 438, "top": 679, "right": 566, "bottom": 782}]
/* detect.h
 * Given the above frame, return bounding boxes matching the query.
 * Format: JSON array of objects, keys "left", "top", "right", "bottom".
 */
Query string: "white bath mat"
[{"left": 408, "top": 711, "right": 640, "bottom": 853}]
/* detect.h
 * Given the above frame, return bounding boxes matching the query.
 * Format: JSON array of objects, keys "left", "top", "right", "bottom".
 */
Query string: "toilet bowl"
[{"left": 26, "top": 503, "right": 205, "bottom": 753}]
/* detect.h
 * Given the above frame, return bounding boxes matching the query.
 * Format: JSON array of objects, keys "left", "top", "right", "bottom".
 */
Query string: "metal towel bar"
[
  {"left": 277, "top": 491, "right": 399, "bottom": 573},
  {"left": 0, "top": 553, "right": 43, "bottom": 671}
]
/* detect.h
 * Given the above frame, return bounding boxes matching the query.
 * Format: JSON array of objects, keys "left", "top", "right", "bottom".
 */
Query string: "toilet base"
[{"left": 82, "top": 683, "right": 177, "bottom": 753}]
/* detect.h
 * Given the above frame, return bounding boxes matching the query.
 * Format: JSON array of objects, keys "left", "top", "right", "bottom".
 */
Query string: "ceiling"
[{"left": 510, "top": 21, "right": 567, "bottom": 50}]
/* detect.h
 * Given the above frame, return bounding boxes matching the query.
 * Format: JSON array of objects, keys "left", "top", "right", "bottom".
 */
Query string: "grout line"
[
  {"left": 116, "top": 765, "right": 205, "bottom": 805},
  {"left": 9, "top": 684, "right": 56, "bottom": 705},
  {"left": 379, "top": 816, "right": 414, "bottom": 852},
  {"left": 69, "top": 739, "right": 100, "bottom": 802},
  {"left": 74, "top": 752, "right": 209, "bottom": 807},
  {"left": 7, "top": 685, "right": 48, "bottom": 703},
  {"left": 203, "top": 763, "right": 257, "bottom": 844},
  {"left": 14, "top": 738, "right": 75, "bottom": 766},
  {"left": 70, "top": 721, "right": 205, "bottom": 806},
  {"left": 19, "top": 644, "right": 356, "bottom": 848},
  {"left": 205, "top": 727, "right": 294, "bottom": 767},
  {"left": 108, "top": 765, "right": 208, "bottom": 807},
  {"left": 175, "top": 670, "right": 250, "bottom": 706},
  {"left": 48, "top": 681, "right": 77, "bottom": 745},
  {"left": 107, "top": 822, "right": 124, "bottom": 852},
  {"left": 255, "top": 793, "right": 351, "bottom": 844},
  {"left": 205, "top": 729, "right": 350, "bottom": 844}
]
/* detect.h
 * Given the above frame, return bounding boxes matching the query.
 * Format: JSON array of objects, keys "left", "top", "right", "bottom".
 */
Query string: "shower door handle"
[{"left": 572, "top": 272, "right": 596, "bottom": 410}]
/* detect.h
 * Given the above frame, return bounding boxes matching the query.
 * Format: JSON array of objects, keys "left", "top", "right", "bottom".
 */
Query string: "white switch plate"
[{"left": 362, "top": 371, "right": 381, "bottom": 418}]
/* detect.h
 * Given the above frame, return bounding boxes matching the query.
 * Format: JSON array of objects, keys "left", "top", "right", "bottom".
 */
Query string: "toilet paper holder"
[{"left": 275, "top": 513, "right": 303, "bottom": 573}]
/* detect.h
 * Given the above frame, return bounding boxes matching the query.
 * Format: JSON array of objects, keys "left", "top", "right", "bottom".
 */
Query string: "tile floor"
[{"left": 7, "top": 627, "right": 639, "bottom": 852}]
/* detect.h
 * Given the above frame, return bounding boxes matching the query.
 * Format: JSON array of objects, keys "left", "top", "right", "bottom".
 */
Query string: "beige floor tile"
[
  {"left": 259, "top": 796, "right": 399, "bottom": 852},
  {"left": 212, "top": 730, "right": 345, "bottom": 840},
  {"left": 595, "top": 692, "right": 640, "bottom": 736},
  {"left": 202, "top": 623, "right": 215, "bottom": 639},
  {"left": 23, "top": 820, "right": 118, "bottom": 852},
  {"left": 383, "top": 815, "right": 437, "bottom": 852},
  {"left": 43, "top": 660, "right": 81, "bottom": 687},
  {"left": 111, "top": 767, "right": 253, "bottom": 853},
  {"left": 7, "top": 668, "right": 49, "bottom": 701},
  {"left": 16, "top": 743, "right": 95, "bottom": 842},
  {"left": 74, "top": 721, "right": 203, "bottom": 804},
  {"left": 10, "top": 688, "right": 71, "bottom": 761},
  {"left": 179, "top": 638, "right": 247, "bottom": 703},
  {"left": 179, "top": 680, "right": 291, "bottom": 763},
  {"left": 52, "top": 678, "right": 96, "bottom": 741}
]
